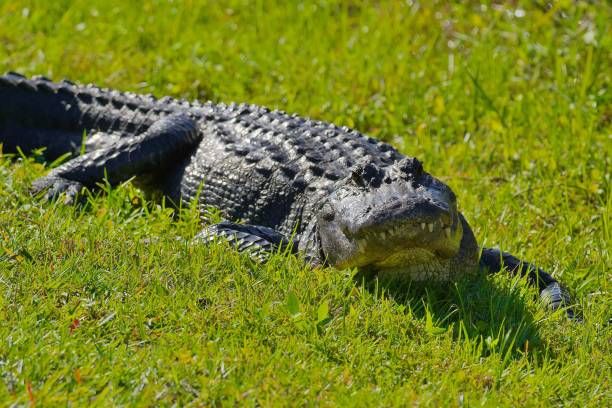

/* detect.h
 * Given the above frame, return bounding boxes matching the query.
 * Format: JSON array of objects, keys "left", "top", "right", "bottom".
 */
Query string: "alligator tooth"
[
  {"left": 444, "top": 227, "right": 451, "bottom": 239},
  {"left": 421, "top": 223, "right": 426, "bottom": 230},
  {"left": 428, "top": 223, "right": 434, "bottom": 233},
  {"left": 380, "top": 232, "right": 387, "bottom": 239},
  {"left": 357, "top": 240, "right": 366, "bottom": 251}
]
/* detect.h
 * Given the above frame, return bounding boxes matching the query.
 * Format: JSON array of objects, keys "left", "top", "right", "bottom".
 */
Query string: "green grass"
[{"left": 0, "top": 0, "right": 610, "bottom": 405}]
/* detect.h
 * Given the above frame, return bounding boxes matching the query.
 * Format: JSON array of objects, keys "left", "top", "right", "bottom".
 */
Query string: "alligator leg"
[
  {"left": 480, "top": 247, "right": 574, "bottom": 317},
  {"left": 196, "top": 221, "right": 293, "bottom": 261},
  {"left": 31, "top": 114, "right": 200, "bottom": 203}
]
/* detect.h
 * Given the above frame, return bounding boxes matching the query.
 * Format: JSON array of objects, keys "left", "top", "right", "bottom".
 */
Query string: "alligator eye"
[
  {"left": 361, "top": 163, "right": 380, "bottom": 184},
  {"left": 319, "top": 204, "right": 336, "bottom": 221},
  {"left": 397, "top": 157, "right": 423, "bottom": 179},
  {"left": 350, "top": 160, "right": 383, "bottom": 188},
  {"left": 351, "top": 166, "right": 366, "bottom": 187},
  {"left": 351, "top": 162, "right": 382, "bottom": 188}
]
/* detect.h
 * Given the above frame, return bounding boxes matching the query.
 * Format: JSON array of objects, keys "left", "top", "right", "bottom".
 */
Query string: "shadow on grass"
[{"left": 356, "top": 270, "right": 548, "bottom": 360}]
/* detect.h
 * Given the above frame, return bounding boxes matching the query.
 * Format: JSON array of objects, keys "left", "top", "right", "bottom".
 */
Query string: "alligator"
[{"left": 0, "top": 72, "right": 571, "bottom": 313}]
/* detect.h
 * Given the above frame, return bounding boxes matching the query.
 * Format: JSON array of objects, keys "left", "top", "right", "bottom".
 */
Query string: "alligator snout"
[{"left": 352, "top": 197, "right": 454, "bottom": 237}]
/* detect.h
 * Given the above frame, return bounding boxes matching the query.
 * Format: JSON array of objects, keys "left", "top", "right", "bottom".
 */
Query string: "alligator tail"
[{"left": 0, "top": 72, "right": 162, "bottom": 160}]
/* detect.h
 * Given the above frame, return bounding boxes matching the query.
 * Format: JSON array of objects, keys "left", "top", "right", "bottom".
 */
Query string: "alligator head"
[{"left": 316, "top": 157, "right": 479, "bottom": 282}]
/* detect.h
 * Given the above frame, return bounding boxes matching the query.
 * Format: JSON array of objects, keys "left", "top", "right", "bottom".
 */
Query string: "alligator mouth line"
[{"left": 352, "top": 219, "right": 454, "bottom": 252}]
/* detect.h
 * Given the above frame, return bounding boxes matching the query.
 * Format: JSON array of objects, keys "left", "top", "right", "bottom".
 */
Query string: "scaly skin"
[{"left": 0, "top": 72, "right": 571, "bottom": 314}]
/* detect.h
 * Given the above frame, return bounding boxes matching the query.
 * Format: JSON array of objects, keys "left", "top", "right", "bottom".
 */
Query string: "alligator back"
[{"left": 0, "top": 72, "right": 163, "bottom": 159}]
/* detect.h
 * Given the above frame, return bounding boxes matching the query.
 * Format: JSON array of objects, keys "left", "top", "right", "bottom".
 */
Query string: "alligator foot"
[
  {"left": 196, "top": 221, "right": 293, "bottom": 261},
  {"left": 480, "top": 247, "right": 576, "bottom": 319},
  {"left": 31, "top": 175, "right": 84, "bottom": 205}
]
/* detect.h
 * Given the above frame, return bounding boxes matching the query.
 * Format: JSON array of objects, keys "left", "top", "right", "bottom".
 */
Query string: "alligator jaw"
[{"left": 370, "top": 249, "right": 450, "bottom": 282}]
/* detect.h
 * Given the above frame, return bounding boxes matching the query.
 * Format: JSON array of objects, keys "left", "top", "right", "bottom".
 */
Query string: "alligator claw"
[{"left": 31, "top": 175, "right": 84, "bottom": 205}]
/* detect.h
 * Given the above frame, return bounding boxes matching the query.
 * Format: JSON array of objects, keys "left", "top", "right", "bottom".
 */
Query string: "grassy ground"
[{"left": 0, "top": 0, "right": 610, "bottom": 405}]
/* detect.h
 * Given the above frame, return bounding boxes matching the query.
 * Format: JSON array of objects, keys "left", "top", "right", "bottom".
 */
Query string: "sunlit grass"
[{"left": 0, "top": 0, "right": 610, "bottom": 405}]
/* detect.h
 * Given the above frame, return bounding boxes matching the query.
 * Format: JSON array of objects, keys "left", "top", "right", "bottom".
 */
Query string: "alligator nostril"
[{"left": 321, "top": 211, "right": 334, "bottom": 221}]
